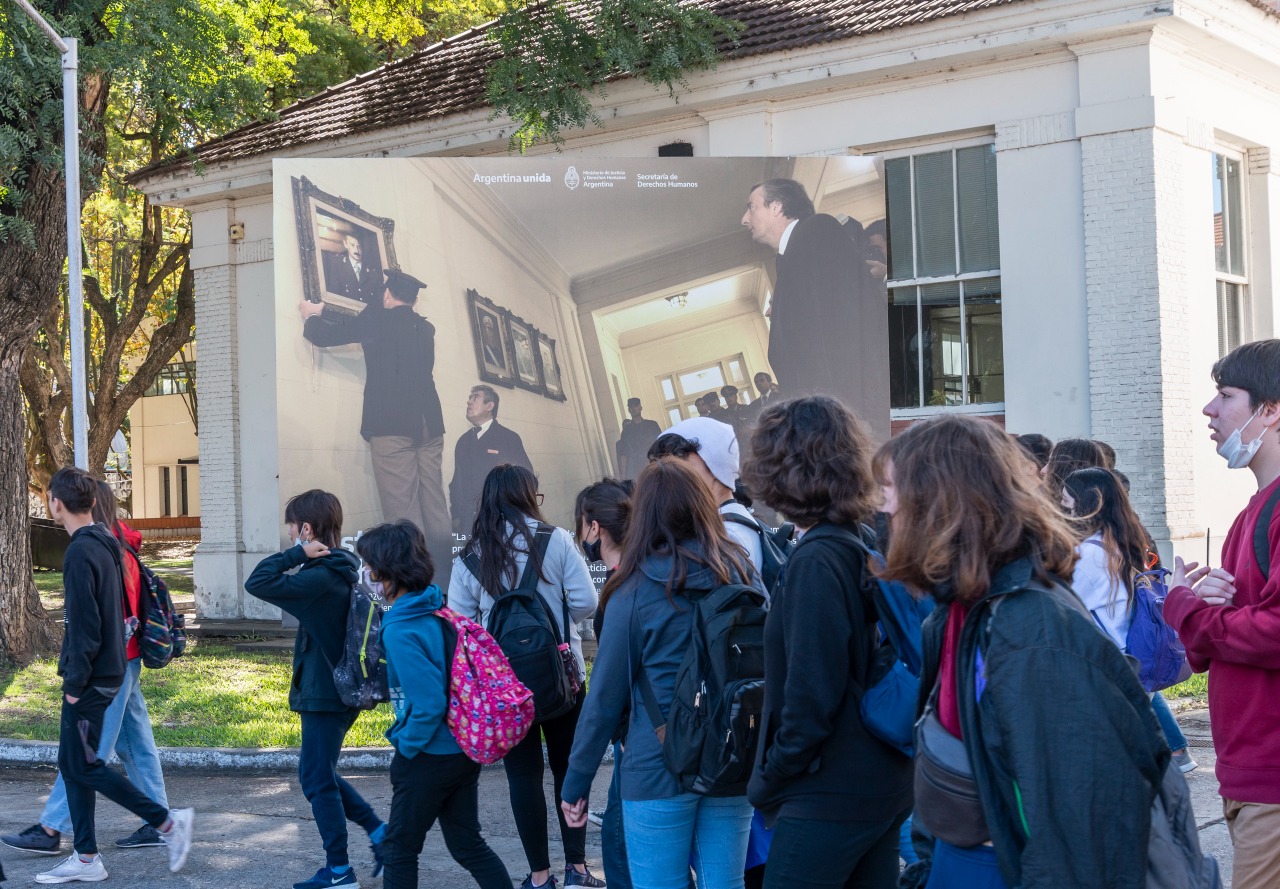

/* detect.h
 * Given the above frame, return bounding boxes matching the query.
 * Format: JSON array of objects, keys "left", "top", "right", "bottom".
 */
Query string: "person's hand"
[
  {"left": 64, "top": 694, "right": 79, "bottom": 704},
  {"left": 301, "top": 540, "right": 330, "bottom": 559},
  {"left": 561, "top": 798, "right": 588, "bottom": 829},
  {"left": 299, "top": 299, "right": 324, "bottom": 320},
  {"left": 867, "top": 258, "right": 887, "bottom": 281},
  {"left": 1194, "top": 567, "right": 1236, "bottom": 606},
  {"left": 1170, "top": 557, "right": 1207, "bottom": 590}
]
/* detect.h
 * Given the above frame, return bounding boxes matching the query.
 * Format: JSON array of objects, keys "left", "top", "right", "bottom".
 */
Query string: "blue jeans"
[
  {"left": 622, "top": 794, "right": 752, "bottom": 889},
  {"left": 42, "top": 657, "right": 167, "bottom": 834},
  {"left": 299, "top": 710, "right": 384, "bottom": 867},
  {"left": 602, "top": 755, "right": 632, "bottom": 889},
  {"left": 1151, "top": 692, "right": 1188, "bottom": 751},
  {"left": 924, "top": 840, "right": 1008, "bottom": 889}
]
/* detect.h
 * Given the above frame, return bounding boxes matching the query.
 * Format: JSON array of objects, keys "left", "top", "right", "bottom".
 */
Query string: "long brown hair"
[
  {"left": 1044, "top": 438, "right": 1105, "bottom": 501},
  {"left": 602, "top": 458, "right": 751, "bottom": 603},
  {"left": 879, "top": 415, "right": 1078, "bottom": 603},
  {"left": 464, "top": 464, "right": 548, "bottom": 598},
  {"left": 1062, "top": 468, "right": 1151, "bottom": 603}
]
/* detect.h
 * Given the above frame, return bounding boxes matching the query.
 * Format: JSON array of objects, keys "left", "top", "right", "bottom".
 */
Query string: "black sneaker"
[
  {"left": 115, "top": 824, "right": 165, "bottom": 848},
  {"left": 0, "top": 824, "right": 63, "bottom": 855},
  {"left": 565, "top": 866, "right": 606, "bottom": 888}
]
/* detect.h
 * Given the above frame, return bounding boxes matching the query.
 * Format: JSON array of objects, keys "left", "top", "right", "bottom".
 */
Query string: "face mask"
[
  {"left": 1218, "top": 406, "right": 1268, "bottom": 469},
  {"left": 361, "top": 566, "right": 385, "bottom": 599},
  {"left": 582, "top": 534, "right": 603, "bottom": 564},
  {"left": 291, "top": 534, "right": 306, "bottom": 549}
]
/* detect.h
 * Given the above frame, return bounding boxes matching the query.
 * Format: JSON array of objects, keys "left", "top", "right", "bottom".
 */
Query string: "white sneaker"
[
  {"left": 35, "top": 853, "right": 108, "bottom": 883},
  {"left": 161, "top": 807, "right": 195, "bottom": 872},
  {"left": 586, "top": 810, "right": 605, "bottom": 827}
]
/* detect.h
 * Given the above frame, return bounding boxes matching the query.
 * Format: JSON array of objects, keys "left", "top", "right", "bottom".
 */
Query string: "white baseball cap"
[{"left": 662, "top": 417, "right": 740, "bottom": 492}]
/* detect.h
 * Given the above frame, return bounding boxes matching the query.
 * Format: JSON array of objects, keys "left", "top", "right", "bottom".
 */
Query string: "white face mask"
[
  {"left": 360, "top": 566, "right": 385, "bottom": 599},
  {"left": 1217, "top": 406, "right": 1268, "bottom": 469}
]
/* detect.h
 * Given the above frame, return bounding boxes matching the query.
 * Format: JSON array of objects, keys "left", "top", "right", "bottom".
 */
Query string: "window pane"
[
  {"left": 1225, "top": 156, "right": 1245, "bottom": 277},
  {"left": 1213, "top": 155, "right": 1227, "bottom": 274},
  {"left": 920, "top": 281, "right": 962, "bottom": 406},
  {"left": 677, "top": 365, "right": 725, "bottom": 396},
  {"left": 957, "top": 145, "right": 1000, "bottom": 273},
  {"left": 728, "top": 358, "right": 745, "bottom": 383},
  {"left": 964, "top": 278, "right": 1004, "bottom": 405},
  {"left": 668, "top": 407, "right": 683, "bottom": 426},
  {"left": 1218, "top": 280, "right": 1244, "bottom": 357},
  {"left": 889, "top": 287, "right": 921, "bottom": 409},
  {"left": 660, "top": 378, "right": 676, "bottom": 402},
  {"left": 886, "top": 157, "right": 914, "bottom": 280},
  {"left": 913, "top": 152, "right": 957, "bottom": 278}
]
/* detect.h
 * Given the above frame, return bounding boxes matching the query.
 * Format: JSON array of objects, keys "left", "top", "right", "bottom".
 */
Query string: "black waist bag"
[{"left": 913, "top": 709, "right": 990, "bottom": 848}]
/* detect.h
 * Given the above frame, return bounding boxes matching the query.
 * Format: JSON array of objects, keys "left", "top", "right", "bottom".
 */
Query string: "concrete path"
[{"left": 0, "top": 708, "right": 1235, "bottom": 888}]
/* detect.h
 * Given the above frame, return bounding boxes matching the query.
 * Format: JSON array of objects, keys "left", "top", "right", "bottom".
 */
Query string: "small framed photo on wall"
[
  {"left": 536, "top": 331, "right": 565, "bottom": 401},
  {"left": 292, "top": 176, "right": 397, "bottom": 315},
  {"left": 467, "top": 289, "right": 516, "bottom": 387},
  {"left": 506, "top": 314, "right": 544, "bottom": 393}
]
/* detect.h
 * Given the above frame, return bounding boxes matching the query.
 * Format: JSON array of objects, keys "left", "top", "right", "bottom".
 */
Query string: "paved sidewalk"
[{"left": 0, "top": 708, "right": 1235, "bottom": 887}]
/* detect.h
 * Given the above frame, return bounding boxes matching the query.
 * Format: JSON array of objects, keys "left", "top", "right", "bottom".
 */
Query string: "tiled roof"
[
  {"left": 130, "top": 0, "right": 1275, "bottom": 182},
  {"left": 131, "top": 0, "right": 1034, "bottom": 181}
]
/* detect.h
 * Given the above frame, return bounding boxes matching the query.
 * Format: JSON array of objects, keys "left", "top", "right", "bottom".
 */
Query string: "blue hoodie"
[{"left": 380, "top": 585, "right": 461, "bottom": 758}]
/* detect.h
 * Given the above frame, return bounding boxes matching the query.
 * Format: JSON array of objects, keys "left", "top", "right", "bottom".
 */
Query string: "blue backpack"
[
  {"left": 801, "top": 526, "right": 933, "bottom": 757},
  {"left": 1092, "top": 566, "right": 1191, "bottom": 693}
]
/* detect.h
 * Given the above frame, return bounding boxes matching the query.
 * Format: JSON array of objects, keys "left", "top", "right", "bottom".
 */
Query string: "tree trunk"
[{"left": 0, "top": 164, "right": 67, "bottom": 665}]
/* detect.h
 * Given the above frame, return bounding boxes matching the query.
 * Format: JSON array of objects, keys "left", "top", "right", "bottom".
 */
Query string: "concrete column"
[{"left": 994, "top": 115, "right": 1090, "bottom": 439}]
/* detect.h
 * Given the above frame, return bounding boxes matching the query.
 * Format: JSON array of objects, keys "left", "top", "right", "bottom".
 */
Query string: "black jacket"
[
  {"left": 449, "top": 421, "right": 533, "bottom": 534},
  {"left": 58, "top": 524, "right": 128, "bottom": 698},
  {"left": 303, "top": 304, "right": 445, "bottom": 443},
  {"left": 748, "top": 523, "right": 912, "bottom": 824},
  {"left": 920, "top": 558, "right": 1167, "bottom": 889},
  {"left": 245, "top": 545, "right": 361, "bottom": 713},
  {"left": 768, "top": 214, "right": 889, "bottom": 422}
]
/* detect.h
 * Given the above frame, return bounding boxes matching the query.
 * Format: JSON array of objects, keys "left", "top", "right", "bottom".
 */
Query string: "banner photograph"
[{"left": 273, "top": 157, "right": 889, "bottom": 572}]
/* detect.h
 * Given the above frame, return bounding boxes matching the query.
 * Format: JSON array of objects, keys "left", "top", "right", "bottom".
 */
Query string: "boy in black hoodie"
[
  {"left": 245, "top": 489, "right": 387, "bottom": 889},
  {"left": 40, "top": 467, "right": 194, "bottom": 884}
]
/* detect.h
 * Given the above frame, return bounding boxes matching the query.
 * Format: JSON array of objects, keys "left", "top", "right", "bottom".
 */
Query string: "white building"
[{"left": 132, "top": 0, "right": 1280, "bottom": 618}]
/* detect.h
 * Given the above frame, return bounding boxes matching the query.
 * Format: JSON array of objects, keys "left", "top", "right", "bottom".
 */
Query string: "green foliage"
[
  {"left": 1163, "top": 672, "right": 1208, "bottom": 705},
  {"left": 486, "top": 0, "right": 739, "bottom": 152}
]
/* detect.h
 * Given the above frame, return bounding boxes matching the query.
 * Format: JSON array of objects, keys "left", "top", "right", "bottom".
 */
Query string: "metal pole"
[
  {"left": 62, "top": 37, "right": 87, "bottom": 470},
  {"left": 10, "top": 1, "right": 86, "bottom": 469}
]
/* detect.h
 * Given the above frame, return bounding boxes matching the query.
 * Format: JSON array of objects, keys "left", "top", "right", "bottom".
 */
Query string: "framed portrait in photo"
[
  {"left": 535, "top": 331, "right": 566, "bottom": 401},
  {"left": 292, "top": 176, "right": 397, "bottom": 315},
  {"left": 467, "top": 289, "right": 515, "bottom": 387},
  {"left": 505, "top": 314, "right": 544, "bottom": 393}
]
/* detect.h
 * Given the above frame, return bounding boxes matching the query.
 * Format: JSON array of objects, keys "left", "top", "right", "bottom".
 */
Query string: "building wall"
[{"left": 129, "top": 393, "right": 199, "bottom": 519}]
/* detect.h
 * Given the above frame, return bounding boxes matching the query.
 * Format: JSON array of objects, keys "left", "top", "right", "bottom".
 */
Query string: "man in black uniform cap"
[{"left": 299, "top": 269, "right": 450, "bottom": 563}]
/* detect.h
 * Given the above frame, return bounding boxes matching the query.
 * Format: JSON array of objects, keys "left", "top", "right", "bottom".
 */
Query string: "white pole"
[
  {"left": 11, "top": 1, "right": 87, "bottom": 470},
  {"left": 62, "top": 37, "right": 87, "bottom": 470}
]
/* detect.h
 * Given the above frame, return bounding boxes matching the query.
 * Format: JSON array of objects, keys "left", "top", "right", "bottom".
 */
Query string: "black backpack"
[
  {"left": 637, "top": 581, "right": 768, "bottom": 796},
  {"left": 330, "top": 581, "right": 390, "bottom": 710},
  {"left": 721, "top": 512, "right": 795, "bottom": 591},
  {"left": 468, "top": 524, "right": 577, "bottom": 723}
]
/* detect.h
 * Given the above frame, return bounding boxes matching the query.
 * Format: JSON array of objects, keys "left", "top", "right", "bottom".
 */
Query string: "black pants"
[
  {"left": 762, "top": 811, "right": 909, "bottom": 889},
  {"left": 59, "top": 688, "right": 169, "bottom": 855},
  {"left": 502, "top": 690, "right": 586, "bottom": 872},
  {"left": 383, "top": 751, "right": 510, "bottom": 889}
]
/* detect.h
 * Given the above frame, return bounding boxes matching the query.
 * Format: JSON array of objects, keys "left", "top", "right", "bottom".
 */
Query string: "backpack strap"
[
  {"left": 462, "top": 522, "right": 554, "bottom": 599},
  {"left": 1253, "top": 483, "right": 1280, "bottom": 581}
]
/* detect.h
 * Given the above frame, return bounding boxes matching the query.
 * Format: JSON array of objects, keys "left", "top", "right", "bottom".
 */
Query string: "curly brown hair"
[
  {"left": 741, "top": 396, "right": 878, "bottom": 528},
  {"left": 879, "top": 414, "right": 1078, "bottom": 603}
]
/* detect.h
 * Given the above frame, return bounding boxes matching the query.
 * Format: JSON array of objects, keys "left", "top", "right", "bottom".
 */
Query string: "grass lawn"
[
  {"left": 1162, "top": 671, "right": 1208, "bottom": 707},
  {"left": 0, "top": 639, "right": 394, "bottom": 748}
]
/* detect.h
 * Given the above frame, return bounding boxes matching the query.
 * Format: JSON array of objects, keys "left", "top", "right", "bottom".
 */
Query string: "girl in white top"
[
  {"left": 1060, "top": 467, "right": 1152, "bottom": 649},
  {"left": 447, "top": 464, "right": 601, "bottom": 889}
]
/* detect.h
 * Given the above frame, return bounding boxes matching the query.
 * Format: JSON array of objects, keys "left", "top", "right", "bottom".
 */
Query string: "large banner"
[{"left": 273, "top": 157, "right": 888, "bottom": 576}]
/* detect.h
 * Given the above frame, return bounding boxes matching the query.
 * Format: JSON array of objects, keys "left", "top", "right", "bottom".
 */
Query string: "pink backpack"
[{"left": 434, "top": 606, "right": 535, "bottom": 764}]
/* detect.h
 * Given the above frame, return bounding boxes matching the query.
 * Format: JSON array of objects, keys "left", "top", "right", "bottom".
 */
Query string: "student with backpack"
[
  {"left": 448, "top": 465, "right": 600, "bottom": 889},
  {"left": 33, "top": 467, "right": 194, "bottom": 884},
  {"left": 737, "top": 397, "right": 910, "bottom": 889},
  {"left": 561, "top": 458, "right": 766, "bottom": 889},
  {"left": 573, "top": 479, "right": 634, "bottom": 889},
  {"left": 647, "top": 418, "right": 765, "bottom": 581},
  {"left": 356, "top": 520, "right": 513, "bottom": 889},
  {"left": 244, "top": 490, "right": 386, "bottom": 889},
  {"left": 1166, "top": 339, "right": 1280, "bottom": 889},
  {"left": 2, "top": 482, "right": 172, "bottom": 859},
  {"left": 880, "top": 416, "right": 1211, "bottom": 889}
]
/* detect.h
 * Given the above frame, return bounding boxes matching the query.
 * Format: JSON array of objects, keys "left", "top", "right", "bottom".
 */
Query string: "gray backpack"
[{"left": 1145, "top": 760, "right": 1221, "bottom": 889}]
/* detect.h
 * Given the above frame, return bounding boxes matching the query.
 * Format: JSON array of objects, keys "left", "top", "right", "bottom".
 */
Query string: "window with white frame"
[
  {"left": 884, "top": 145, "right": 1004, "bottom": 411},
  {"left": 657, "top": 354, "right": 751, "bottom": 424},
  {"left": 1213, "top": 152, "right": 1248, "bottom": 357}
]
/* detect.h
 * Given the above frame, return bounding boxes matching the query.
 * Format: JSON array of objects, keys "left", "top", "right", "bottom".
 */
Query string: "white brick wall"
[{"left": 1081, "top": 126, "right": 1198, "bottom": 550}]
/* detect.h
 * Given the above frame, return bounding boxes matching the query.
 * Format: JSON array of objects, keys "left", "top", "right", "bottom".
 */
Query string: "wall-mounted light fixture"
[{"left": 666, "top": 292, "right": 688, "bottom": 309}]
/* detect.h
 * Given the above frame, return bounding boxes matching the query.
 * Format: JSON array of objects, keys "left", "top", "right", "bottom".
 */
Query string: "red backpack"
[{"left": 434, "top": 606, "right": 535, "bottom": 764}]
